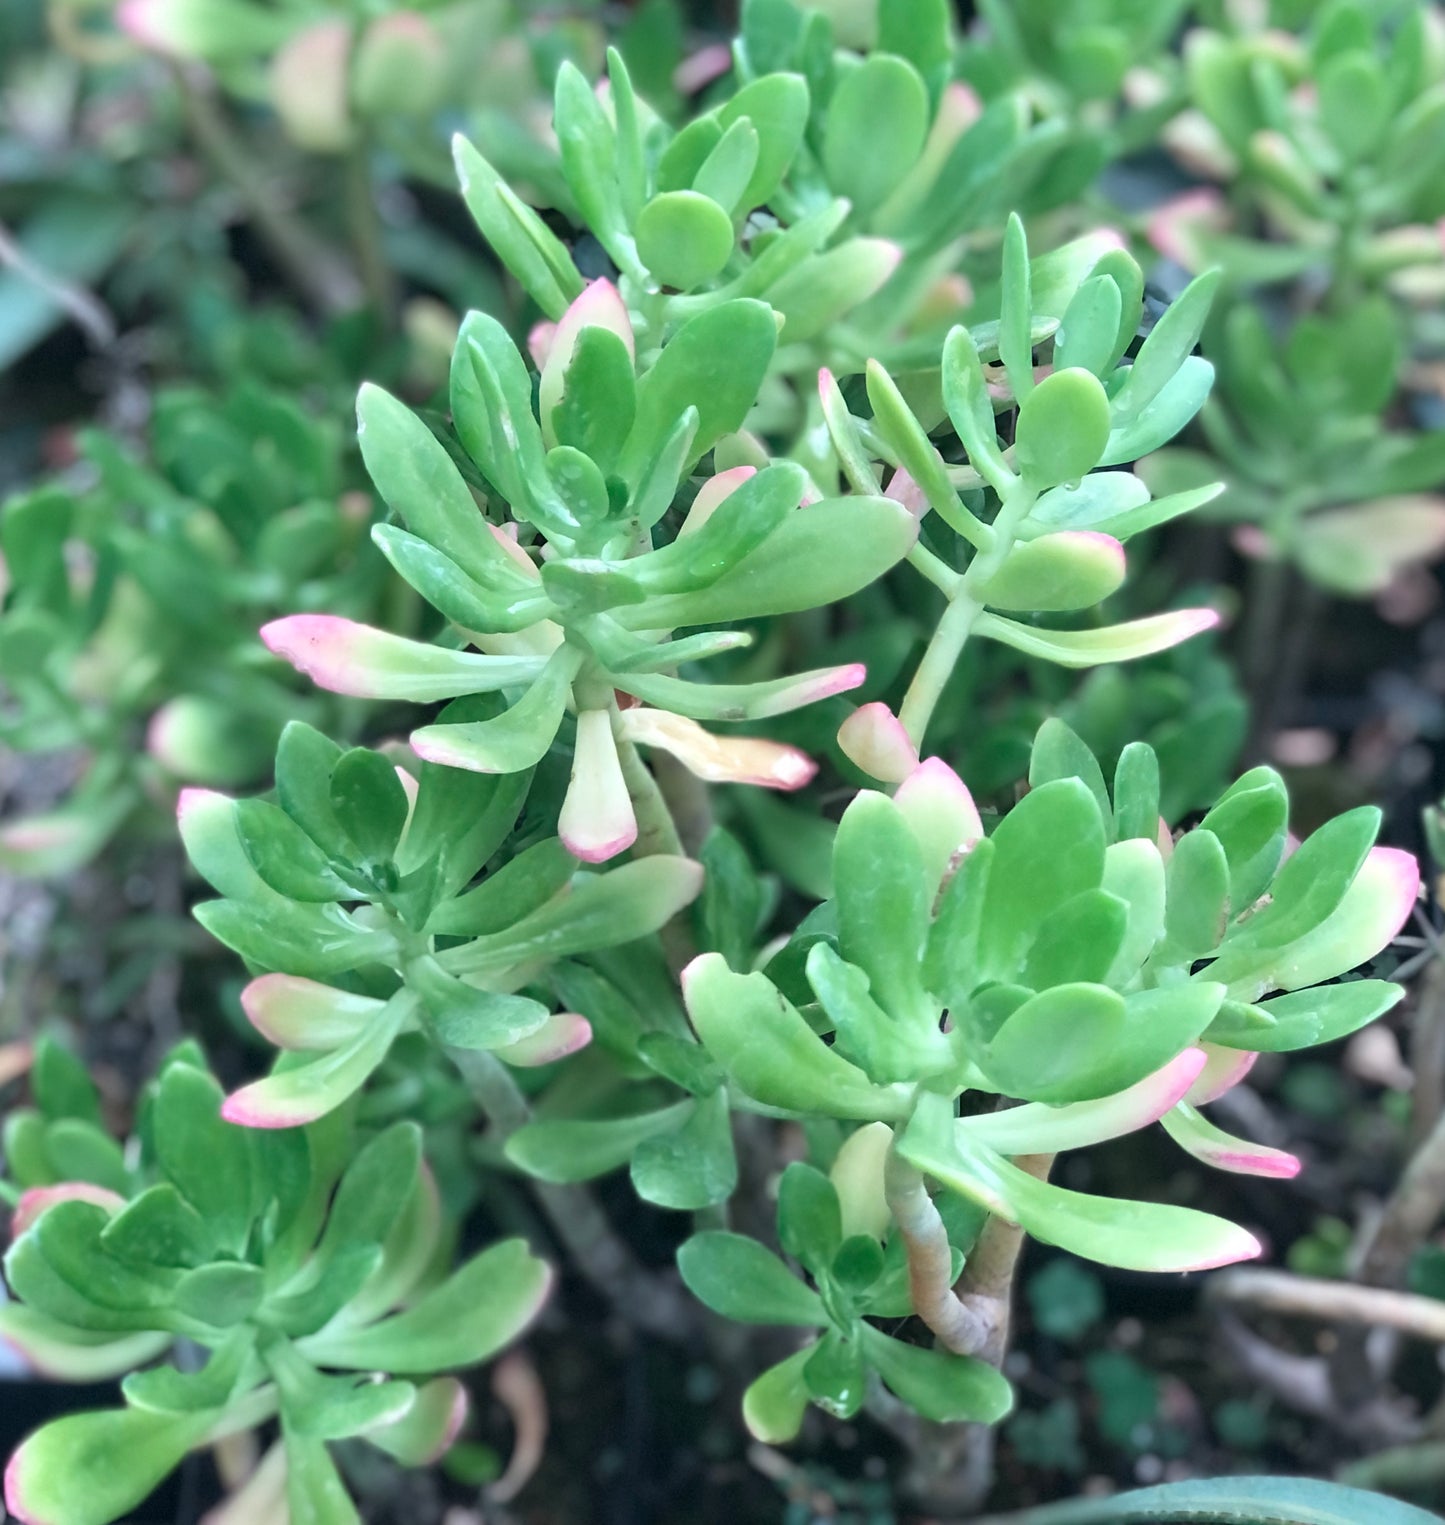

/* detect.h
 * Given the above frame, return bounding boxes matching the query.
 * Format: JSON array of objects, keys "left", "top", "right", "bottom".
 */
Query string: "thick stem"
[
  {"left": 956, "top": 1152, "right": 1053, "bottom": 1366},
  {"left": 898, "top": 1152, "right": 1053, "bottom": 1513},
  {"left": 883, "top": 1148, "right": 990, "bottom": 1355},
  {"left": 175, "top": 68, "right": 361, "bottom": 315},
  {"left": 448, "top": 1047, "right": 696, "bottom": 1343}
]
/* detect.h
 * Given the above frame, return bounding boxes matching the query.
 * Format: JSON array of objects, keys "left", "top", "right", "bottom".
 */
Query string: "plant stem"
[
  {"left": 1412, "top": 958, "right": 1445, "bottom": 1149},
  {"left": 898, "top": 478, "right": 1036, "bottom": 751},
  {"left": 883, "top": 1147, "right": 990, "bottom": 1355},
  {"left": 615, "top": 728, "right": 686, "bottom": 858},
  {"left": 344, "top": 138, "right": 397, "bottom": 324},
  {"left": 447, "top": 1047, "right": 697, "bottom": 1343},
  {"left": 899, "top": 591, "right": 983, "bottom": 749},
  {"left": 897, "top": 1150, "right": 1054, "bottom": 1513},
  {"left": 957, "top": 1151, "right": 1053, "bottom": 1365},
  {"left": 1209, "top": 1266, "right": 1445, "bottom": 1342},
  {"left": 174, "top": 68, "right": 361, "bottom": 316}
]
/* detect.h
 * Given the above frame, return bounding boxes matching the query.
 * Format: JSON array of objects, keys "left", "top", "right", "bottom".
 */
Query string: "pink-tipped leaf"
[
  {"left": 222, "top": 995, "right": 410, "bottom": 1128},
  {"left": 11, "top": 1184, "right": 125, "bottom": 1240},
  {"left": 679, "top": 466, "right": 757, "bottom": 536},
  {"left": 958, "top": 1048, "right": 1209, "bottom": 1155},
  {"left": 1185, "top": 1042, "right": 1258, "bottom": 1104},
  {"left": 495, "top": 1012, "right": 592, "bottom": 1067},
  {"left": 837, "top": 702, "right": 919, "bottom": 785},
  {"left": 1161, "top": 1103, "right": 1301, "bottom": 1178},
  {"left": 617, "top": 708, "right": 816, "bottom": 790},
  {"left": 559, "top": 710, "right": 637, "bottom": 863},
  {"left": 894, "top": 758, "right": 983, "bottom": 889},
  {"left": 240, "top": 974, "right": 386, "bottom": 1052},
  {"left": 262, "top": 615, "right": 547, "bottom": 702},
  {"left": 901, "top": 1096, "right": 1261, "bottom": 1273}
]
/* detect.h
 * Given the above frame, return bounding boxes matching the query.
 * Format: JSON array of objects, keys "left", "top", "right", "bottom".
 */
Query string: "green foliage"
[
  {"left": 679, "top": 1168, "right": 1012, "bottom": 1440},
  {"left": 0, "top": 1050, "right": 548, "bottom": 1525},
  {"left": 0, "top": 2, "right": 1434, "bottom": 1520},
  {"left": 687, "top": 720, "right": 1410, "bottom": 1289},
  {"left": 0, "top": 382, "right": 387, "bottom": 876},
  {"left": 1143, "top": 1, "right": 1445, "bottom": 599}
]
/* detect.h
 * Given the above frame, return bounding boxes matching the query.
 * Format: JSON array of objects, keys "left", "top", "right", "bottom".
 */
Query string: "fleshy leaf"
[
  {"left": 958, "top": 1049, "right": 1208, "bottom": 1155},
  {"left": 1161, "top": 1103, "right": 1301, "bottom": 1178},
  {"left": 677, "top": 1232, "right": 825, "bottom": 1326},
  {"left": 5, "top": 1406, "right": 217, "bottom": 1525},
  {"left": 682, "top": 954, "right": 910, "bottom": 1120},
  {"left": 901, "top": 1096, "right": 1260, "bottom": 1273},
  {"left": 261, "top": 616, "right": 544, "bottom": 702},
  {"left": 222, "top": 996, "right": 410, "bottom": 1128},
  {"left": 976, "top": 608, "right": 1220, "bottom": 667},
  {"left": 298, "top": 1238, "right": 550, "bottom": 1374},
  {"left": 860, "top": 1326, "right": 1013, "bottom": 1424}
]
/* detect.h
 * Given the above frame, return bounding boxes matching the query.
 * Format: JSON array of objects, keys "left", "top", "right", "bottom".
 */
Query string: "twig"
[
  {"left": 343, "top": 139, "right": 397, "bottom": 324},
  {"left": 447, "top": 1047, "right": 697, "bottom": 1344},
  {"left": 883, "top": 1150, "right": 991, "bottom": 1355},
  {"left": 1212, "top": 1311, "right": 1417, "bottom": 1449},
  {"left": 1209, "top": 1266, "right": 1445, "bottom": 1342},
  {"left": 1410, "top": 958, "right": 1445, "bottom": 1149},
  {"left": 1215, "top": 1312, "right": 1336, "bottom": 1419},
  {"left": 173, "top": 67, "right": 362, "bottom": 315},
  {"left": 1327, "top": 1055, "right": 1445, "bottom": 1407},
  {"left": 1356, "top": 1105, "right": 1445, "bottom": 1291},
  {"left": 0, "top": 220, "right": 115, "bottom": 349}
]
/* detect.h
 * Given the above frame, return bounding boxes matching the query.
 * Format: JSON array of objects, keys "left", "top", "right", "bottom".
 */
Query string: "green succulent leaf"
[
  {"left": 630, "top": 1088, "right": 738, "bottom": 1210},
  {"left": 777, "top": 1162, "right": 843, "bottom": 1274},
  {"left": 823, "top": 57, "right": 930, "bottom": 220},
  {"left": 677, "top": 1231, "right": 825, "bottom": 1326},
  {"left": 860, "top": 1326, "right": 1013, "bottom": 1424},
  {"left": 743, "top": 1344, "right": 814, "bottom": 1443},
  {"left": 506, "top": 1103, "right": 694, "bottom": 1183},
  {"left": 901, "top": 1097, "right": 1260, "bottom": 1273},
  {"left": 683, "top": 954, "right": 910, "bottom": 1120},
  {"left": 4, "top": 1406, "right": 219, "bottom": 1525},
  {"left": 636, "top": 191, "right": 735, "bottom": 291},
  {"left": 298, "top": 1238, "right": 550, "bottom": 1374},
  {"left": 1014, "top": 368, "right": 1113, "bottom": 490},
  {"left": 619, "top": 300, "right": 777, "bottom": 483}
]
